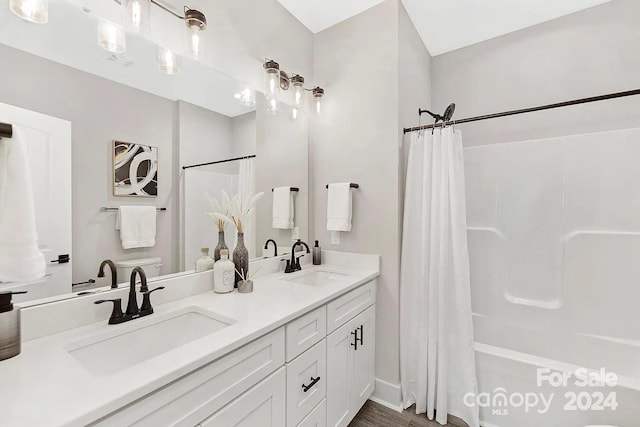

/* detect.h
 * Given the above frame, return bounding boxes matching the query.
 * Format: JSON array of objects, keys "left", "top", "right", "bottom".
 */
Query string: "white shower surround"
[{"left": 465, "top": 127, "right": 640, "bottom": 426}]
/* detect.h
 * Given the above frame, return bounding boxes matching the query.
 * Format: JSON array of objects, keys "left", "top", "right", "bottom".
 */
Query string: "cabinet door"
[
  {"left": 351, "top": 305, "right": 375, "bottom": 412},
  {"left": 200, "top": 367, "right": 286, "bottom": 427},
  {"left": 326, "top": 319, "right": 353, "bottom": 427},
  {"left": 297, "top": 399, "right": 326, "bottom": 427},
  {"left": 286, "top": 339, "right": 327, "bottom": 427}
]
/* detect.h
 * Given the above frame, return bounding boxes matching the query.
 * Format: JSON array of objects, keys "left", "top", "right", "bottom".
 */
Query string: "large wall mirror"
[{"left": 0, "top": 0, "right": 309, "bottom": 304}]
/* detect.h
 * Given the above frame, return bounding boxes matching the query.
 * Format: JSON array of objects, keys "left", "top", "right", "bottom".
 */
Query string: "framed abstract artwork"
[{"left": 112, "top": 141, "right": 158, "bottom": 197}]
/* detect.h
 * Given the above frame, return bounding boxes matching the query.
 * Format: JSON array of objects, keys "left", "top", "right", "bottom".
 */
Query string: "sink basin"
[
  {"left": 66, "top": 306, "right": 235, "bottom": 376},
  {"left": 286, "top": 270, "right": 350, "bottom": 286}
]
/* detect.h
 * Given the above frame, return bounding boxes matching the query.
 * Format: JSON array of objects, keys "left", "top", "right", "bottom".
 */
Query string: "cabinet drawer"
[
  {"left": 200, "top": 367, "right": 286, "bottom": 426},
  {"left": 286, "top": 305, "right": 326, "bottom": 362},
  {"left": 326, "top": 280, "right": 376, "bottom": 333},
  {"left": 297, "top": 399, "right": 326, "bottom": 427},
  {"left": 286, "top": 339, "right": 327, "bottom": 427},
  {"left": 93, "top": 328, "right": 285, "bottom": 427}
]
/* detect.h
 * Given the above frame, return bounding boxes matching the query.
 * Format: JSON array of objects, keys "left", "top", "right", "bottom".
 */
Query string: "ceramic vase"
[
  {"left": 233, "top": 232, "right": 249, "bottom": 287},
  {"left": 214, "top": 230, "right": 228, "bottom": 262}
]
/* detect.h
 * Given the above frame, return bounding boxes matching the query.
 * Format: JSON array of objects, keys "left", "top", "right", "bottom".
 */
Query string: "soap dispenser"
[
  {"left": 312, "top": 240, "right": 322, "bottom": 265},
  {"left": 0, "top": 291, "right": 27, "bottom": 361}
]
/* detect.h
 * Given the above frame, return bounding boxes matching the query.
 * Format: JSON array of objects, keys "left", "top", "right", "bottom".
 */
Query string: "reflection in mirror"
[{"left": 0, "top": 0, "right": 309, "bottom": 305}]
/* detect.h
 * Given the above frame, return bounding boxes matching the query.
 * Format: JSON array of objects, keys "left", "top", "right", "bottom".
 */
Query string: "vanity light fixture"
[
  {"left": 313, "top": 87, "right": 324, "bottom": 115},
  {"left": 157, "top": 46, "right": 181, "bottom": 74},
  {"left": 263, "top": 60, "right": 282, "bottom": 114},
  {"left": 98, "top": 20, "right": 126, "bottom": 54},
  {"left": 291, "top": 74, "right": 304, "bottom": 120},
  {"left": 10, "top": 0, "right": 48, "bottom": 23},
  {"left": 262, "top": 59, "right": 325, "bottom": 118}
]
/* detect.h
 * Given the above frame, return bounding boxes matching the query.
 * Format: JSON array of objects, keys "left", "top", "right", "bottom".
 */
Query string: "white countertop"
[{"left": 0, "top": 262, "right": 379, "bottom": 427}]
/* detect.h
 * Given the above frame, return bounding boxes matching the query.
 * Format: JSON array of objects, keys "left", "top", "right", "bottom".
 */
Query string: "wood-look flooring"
[{"left": 349, "top": 400, "right": 468, "bottom": 427}]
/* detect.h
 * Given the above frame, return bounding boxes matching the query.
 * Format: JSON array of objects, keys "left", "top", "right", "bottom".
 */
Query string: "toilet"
[{"left": 115, "top": 257, "right": 163, "bottom": 281}]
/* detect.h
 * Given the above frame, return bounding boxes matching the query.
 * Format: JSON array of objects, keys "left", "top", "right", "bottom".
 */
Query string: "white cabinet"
[
  {"left": 93, "top": 328, "right": 285, "bottom": 427},
  {"left": 95, "top": 280, "right": 377, "bottom": 427},
  {"left": 286, "top": 339, "right": 326, "bottom": 426},
  {"left": 326, "top": 305, "right": 376, "bottom": 427},
  {"left": 286, "top": 306, "right": 326, "bottom": 362},
  {"left": 297, "top": 399, "right": 326, "bottom": 427},
  {"left": 326, "top": 280, "right": 376, "bottom": 333},
  {"left": 200, "top": 367, "right": 286, "bottom": 427}
]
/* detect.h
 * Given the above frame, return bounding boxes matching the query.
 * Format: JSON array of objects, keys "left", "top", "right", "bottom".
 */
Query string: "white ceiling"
[
  {"left": 403, "top": 0, "right": 611, "bottom": 56},
  {"left": 275, "top": 0, "right": 386, "bottom": 33},
  {"left": 275, "top": 0, "right": 611, "bottom": 56}
]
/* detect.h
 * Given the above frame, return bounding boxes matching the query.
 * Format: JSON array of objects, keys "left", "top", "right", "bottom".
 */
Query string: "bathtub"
[
  {"left": 464, "top": 129, "right": 640, "bottom": 427},
  {"left": 472, "top": 314, "right": 640, "bottom": 427}
]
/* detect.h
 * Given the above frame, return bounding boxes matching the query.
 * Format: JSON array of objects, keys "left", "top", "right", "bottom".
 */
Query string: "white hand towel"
[
  {"left": 0, "top": 129, "right": 46, "bottom": 282},
  {"left": 116, "top": 206, "right": 157, "bottom": 249},
  {"left": 327, "top": 183, "right": 352, "bottom": 232},
  {"left": 272, "top": 186, "right": 294, "bottom": 229}
]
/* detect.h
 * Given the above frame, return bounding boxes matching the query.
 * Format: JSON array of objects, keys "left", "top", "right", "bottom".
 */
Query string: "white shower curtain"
[
  {"left": 237, "top": 158, "right": 256, "bottom": 259},
  {"left": 400, "top": 128, "right": 479, "bottom": 427}
]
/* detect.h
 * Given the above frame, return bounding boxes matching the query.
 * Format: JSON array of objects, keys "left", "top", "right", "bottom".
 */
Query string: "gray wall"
[
  {"left": 311, "top": 0, "right": 431, "bottom": 391},
  {"left": 398, "top": 1, "right": 432, "bottom": 248},
  {"left": 432, "top": 0, "right": 640, "bottom": 147},
  {"left": 0, "top": 44, "right": 178, "bottom": 285}
]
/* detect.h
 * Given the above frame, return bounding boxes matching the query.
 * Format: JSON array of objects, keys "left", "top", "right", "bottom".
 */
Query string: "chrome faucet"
[
  {"left": 97, "top": 259, "right": 118, "bottom": 289},
  {"left": 285, "top": 240, "right": 310, "bottom": 273},
  {"left": 94, "top": 267, "right": 164, "bottom": 325},
  {"left": 264, "top": 239, "right": 278, "bottom": 256}
]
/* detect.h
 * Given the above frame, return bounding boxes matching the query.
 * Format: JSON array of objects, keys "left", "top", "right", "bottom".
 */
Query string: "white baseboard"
[{"left": 369, "top": 378, "right": 403, "bottom": 412}]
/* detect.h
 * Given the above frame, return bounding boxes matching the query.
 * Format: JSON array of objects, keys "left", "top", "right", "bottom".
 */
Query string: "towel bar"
[
  {"left": 100, "top": 207, "right": 166, "bottom": 212},
  {"left": 325, "top": 183, "right": 359, "bottom": 189},
  {"left": 0, "top": 123, "right": 12, "bottom": 139},
  {"left": 271, "top": 187, "right": 299, "bottom": 192}
]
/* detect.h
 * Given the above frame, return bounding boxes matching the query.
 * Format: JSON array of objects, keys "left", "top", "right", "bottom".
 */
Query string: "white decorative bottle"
[
  {"left": 213, "top": 249, "right": 235, "bottom": 293},
  {"left": 195, "top": 247, "right": 215, "bottom": 272}
]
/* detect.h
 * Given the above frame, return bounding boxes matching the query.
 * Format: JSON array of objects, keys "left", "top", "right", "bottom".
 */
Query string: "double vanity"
[{"left": 1, "top": 251, "right": 379, "bottom": 427}]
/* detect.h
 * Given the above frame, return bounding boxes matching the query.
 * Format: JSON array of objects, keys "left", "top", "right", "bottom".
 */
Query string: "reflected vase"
[
  {"left": 233, "top": 232, "right": 249, "bottom": 288},
  {"left": 214, "top": 230, "right": 228, "bottom": 262}
]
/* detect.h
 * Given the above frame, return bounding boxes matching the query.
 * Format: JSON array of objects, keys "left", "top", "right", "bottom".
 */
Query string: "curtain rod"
[
  {"left": 182, "top": 155, "right": 256, "bottom": 170},
  {"left": 0, "top": 122, "right": 12, "bottom": 139},
  {"left": 403, "top": 88, "right": 640, "bottom": 134}
]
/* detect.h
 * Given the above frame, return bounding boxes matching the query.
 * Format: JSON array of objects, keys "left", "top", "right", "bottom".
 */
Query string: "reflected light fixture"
[
  {"left": 10, "top": 0, "right": 48, "bottom": 24},
  {"left": 158, "top": 46, "right": 181, "bottom": 74},
  {"left": 123, "top": 0, "right": 150, "bottom": 33},
  {"left": 184, "top": 8, "right": 206, "bottom": 60},
  {"left": 98, "top": 20, "right": 126, "bottom": 54},
  {"left": 234, "top": 87, "right": 256, "bottom": 107}
]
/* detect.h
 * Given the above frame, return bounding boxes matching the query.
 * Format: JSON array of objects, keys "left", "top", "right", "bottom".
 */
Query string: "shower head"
[
  {"left": 418, "top": 103, "right": 456, "bottom": 124},
  {"left": 443, "top": 103, "right": 456, "bottom": 122}
]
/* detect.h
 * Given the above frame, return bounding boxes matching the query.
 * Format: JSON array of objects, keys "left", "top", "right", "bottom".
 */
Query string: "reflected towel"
[
  {"left": 272, "top": 186, "right": 294, "bottom": 229},
  {"left": 327, "top": 183, "right": 352, "bottom": 232},
  {"left": 0, "top": 129, "right": 46, "bottom": 282},
  {"left": 116, "top": 206, "right": 156, "bottom": 249}
]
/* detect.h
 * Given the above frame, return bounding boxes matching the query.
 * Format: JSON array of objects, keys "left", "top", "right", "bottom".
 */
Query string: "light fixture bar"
[{"left": 149, "top": 0, "right": 184, "bottom": 19}]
